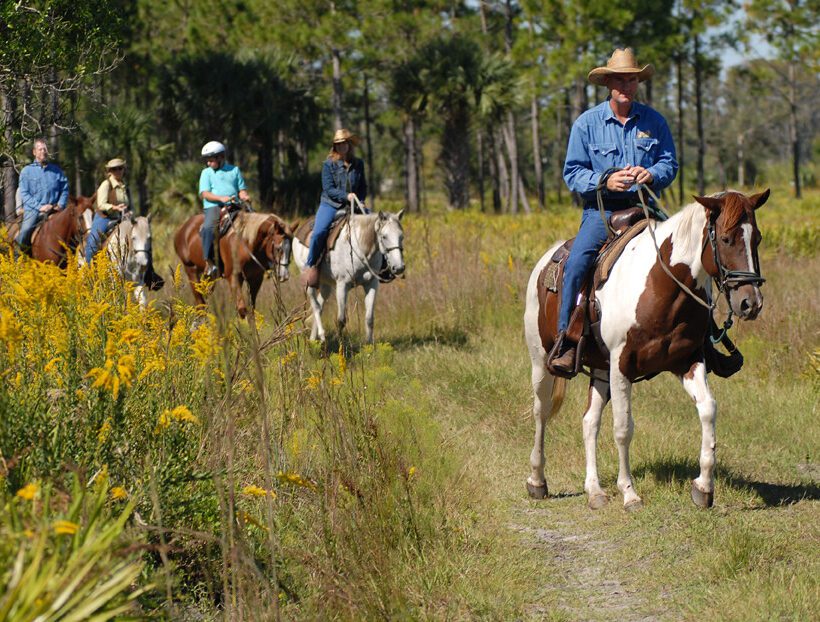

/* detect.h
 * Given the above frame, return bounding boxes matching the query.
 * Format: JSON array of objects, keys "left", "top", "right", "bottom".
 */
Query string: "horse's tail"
[{"left": 550, "top": 377, "right": 567, "bottom": 417}]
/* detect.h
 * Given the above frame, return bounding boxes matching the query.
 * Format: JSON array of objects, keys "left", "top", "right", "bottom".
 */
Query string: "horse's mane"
[
  {"left": 235, "top": 212, "right": 287, "bottom": 246},
  {"left": 666, "top": 200, "right": 707, "bottom": 262},
  {"left": 350, "top": 214, "right": 379, "bottom": 256},
  {"left": 714, "top": 191, "right": 755, "bottom": 233}
]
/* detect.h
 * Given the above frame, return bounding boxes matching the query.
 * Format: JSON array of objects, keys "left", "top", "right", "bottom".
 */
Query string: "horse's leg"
[
  {"left": 583, "top": 369, "right": 611, "bottom": 509},
  {"left": 526, "top": 351, "right": 557, "bottom": 499},
  {"left": 680, "top": 361, "right": 717, "bottom": 508},
  {"left": 231, "top": 272, "right": 248, "bottom": 319},
  {"left": 307, "top": 283, "right": 329, "bottom": 342},
  {"left": 134, "top": 285, "right": 147, "bottom": 308},
  {"left": 335, "top": 279, "right": 351, "bottom": 336},
  {"left": 609, "top": 349, "right": 642, "bottom": 510},
  {"left": 362, "top": 279, "right": 379, "bottom": 344}
]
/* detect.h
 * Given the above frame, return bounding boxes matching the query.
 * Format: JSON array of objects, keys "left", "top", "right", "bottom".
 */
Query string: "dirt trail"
[{"left": 510, "top": 505, "right": 664, "bottom": 622}]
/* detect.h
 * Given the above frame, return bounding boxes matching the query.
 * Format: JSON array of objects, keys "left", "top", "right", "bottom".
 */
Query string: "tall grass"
[{"left": 0, "top": 185, "right": 817, "bottom": 620}]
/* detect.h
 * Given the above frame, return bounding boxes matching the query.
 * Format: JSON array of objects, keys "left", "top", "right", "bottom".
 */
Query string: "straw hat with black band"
[
  {"left": 332, "top": 128, "right": 360, "bottom": 147},
  {"left": 105, "top": 158, "right": 126, "bottom": 170},
  {"left": 588, "top": 48, "right": 654, "bottom": 86}
]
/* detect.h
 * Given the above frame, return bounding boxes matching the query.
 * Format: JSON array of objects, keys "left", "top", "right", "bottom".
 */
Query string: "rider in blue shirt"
[
  {"left": 16, "top": 139, "right": 69, "bottom": 254},
  {"left": 550, "top": 48, "right": 678, "bottom": 375},
  {"left": 198, "top": 141, "right": 250, "bottom": 278}
]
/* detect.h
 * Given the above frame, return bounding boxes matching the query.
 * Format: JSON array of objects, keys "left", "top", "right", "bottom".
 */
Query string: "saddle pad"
[
  {"left": 593, "top": 219, "right": 651, "bottom": 289},
  {"left": 294, "top": 214, "right": 349, "bottom": 251}
]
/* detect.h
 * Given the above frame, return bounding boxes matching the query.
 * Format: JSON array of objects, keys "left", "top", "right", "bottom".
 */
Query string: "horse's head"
[
  {"left": 127, "top": 214, "right": 152, "bottom": 271},
  {"left": 262, "top": 216, "right": 293, "bottom": 282},
  {"left": 375, "top": 210, "right": 406, "bottom": 277},
  {"left": 694, "top": 189, "right": 769, "bottom": 320},
  {"left": 68, "top": 195, "right": 95, "bottom": 235}
]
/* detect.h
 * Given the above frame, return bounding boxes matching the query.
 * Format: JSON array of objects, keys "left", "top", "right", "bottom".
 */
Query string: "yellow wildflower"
[
  {"left": 279, "top": 350, "right": 297, "bottom": 366},
  {"left": 97, "top": 418, "right": 113, "bottom": 445},
  {"left": 118, "top": 328, "right": 141, "bottom": 346},
  {"left": 242, "top": 485, "right": 276, "bottom": 498},
  {"left": 276, "top": 471, "right": 318, "bottom": 492},
  {"left": 137, "top": 358, "right": 165, "bottom": 381},
  {"left": 172, "top": 263, "right": 183, "bottom": 289},
  {"left": 408, "top": 466, "right": 417, "bottom": 478},
  {"left": 192, "top": 278, "right": 215, "bottom": 297},
  {"left": 53, "top": 520, "right": 80, "bottom": 535},
  {"left": 306, "top": 373, "right": 321, "bottom": 390},
  {"left": 16, "top": 483, "right": 39, "bottom": 501},
  {"left": 0, "top": 310, "right": 22, "bottom": 356},
  {"left": 508, "top": 253, "right": 514, "bottom": 272},
  {"left": 44, "top": 357, "right": 62, "bottom": 374},
  {"left": 157, "top": 405, "right": 199, "bottom": 431},
  {"left": 190, "top": 322, "right": 220, "bottom": 367},
  {"left": 330, "top": 377, "right": 342, "bottom": 387},
  {"left": 337, "top": 343, "right": 347, "bottom": 376},
  {"left": 23, "top": 529, "right": 35, "bottom": 539},
  {"left": 87, "top": 338, "right": 135, "bottom": 400},
  {"left": 110, "top": 487, "right": 128, "bottom": 501},
  {"left": 238, "top": 511, "right": 269, "bottom": 531}
]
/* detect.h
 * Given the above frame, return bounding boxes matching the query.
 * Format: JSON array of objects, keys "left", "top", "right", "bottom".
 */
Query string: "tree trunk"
[
  {"left": 531, "top": 93, "right": 544, "bottom": 210},
  {"left": 694, "top": 34, "right": 705, "bottom": 196},
  {"left": 476, "top": 127, "right": 485, "bottom": 212},
  {"left": 503, "top": 112, "right": 519, "bottom": 213},
  {"left": 736, "top": 132, "right": 744, "bottom": 187},
  {"left": 257, "top": 133, "right": 273, "bottom": 208},
  {"left": 2, "top": 84, "right": 18, "bottom": 222},
  {"left": 441, "top": 103, "right": 471, "bottom": 209},
  {"left": 496, "top": 130, "right": 510, "bottom": 211},
  {"left": 403, "top": 116, "right": 420, "bottom": 212},
  {"left": 331, "top": 48, "right": 343, "bottom": 130},
  {"left": 48, "top": 68, "right": 58, "bottom": 155},
  {"left": 788, "top": 61, "right": 800, "bottom": 198},
  {"left": 677, "top": 54, "right": 685, "bottom": 205},
  {"left": 363, "top": 74, "right": 375, "bottom": 208},
  {"left": 486, "top": 127, "right": 502, "bottom": 213}
]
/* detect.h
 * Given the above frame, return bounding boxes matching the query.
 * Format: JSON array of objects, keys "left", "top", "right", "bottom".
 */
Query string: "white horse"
[
  {"left": 105, "top": 214, "right": 153, "bottom": 306},
  {"left": 524, "top": 190, "right": 769, "bottom": 510},
  {"left": 293, "top": 210, "right": 405, "bottom": 343}
]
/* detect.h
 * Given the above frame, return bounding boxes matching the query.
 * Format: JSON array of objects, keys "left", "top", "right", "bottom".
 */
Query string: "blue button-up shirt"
[
  {"left": 18, "top": 161, "right": 69, "bottom": 213},
  {"left": 199, "top": 163, "right": 246, "bottom": 209},
  {"left": 563, "top": 99, "right": 678, "bottom": 204}
]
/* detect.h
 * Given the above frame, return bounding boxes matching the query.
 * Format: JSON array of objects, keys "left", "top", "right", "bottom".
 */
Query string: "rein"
[{"left": 345, "top": 197, "right": 401, "bottom": 283}]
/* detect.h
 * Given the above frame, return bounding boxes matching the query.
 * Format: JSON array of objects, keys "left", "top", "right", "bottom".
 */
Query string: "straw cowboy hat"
[
  {"left": 105, "top": 158, "right": 126, "bottom": 169},
  {"left": 588, "top": 48, "right": 654, "bottom": 86},
  {"left": 332, "top": 128, "right": 360, "bottom": 146}
]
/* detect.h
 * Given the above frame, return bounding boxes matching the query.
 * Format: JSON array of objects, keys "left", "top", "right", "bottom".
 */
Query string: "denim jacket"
[
  {"left": 563, "top": 99, "right": 677, "bottom": 206},
  {"left": 320, "top": 157, "right": 367, "bottom": 208}
]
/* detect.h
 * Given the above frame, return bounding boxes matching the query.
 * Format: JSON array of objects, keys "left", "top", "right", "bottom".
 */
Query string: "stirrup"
[{"left": 547, "top": 332, "right": 580, "bottom": 379}]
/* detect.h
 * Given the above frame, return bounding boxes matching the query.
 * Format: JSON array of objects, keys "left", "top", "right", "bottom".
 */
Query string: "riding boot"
[
  {"left": 204, "top": 261, "right": 219, "bottom": 280},
  {"left": 548, "top": 331, "right": 578, "bottom": 377}
]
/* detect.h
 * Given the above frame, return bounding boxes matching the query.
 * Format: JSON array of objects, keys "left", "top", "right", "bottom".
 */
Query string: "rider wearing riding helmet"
[
  {"left": 198, "top": 141, "right": 250, "bottom": 279},
  {"left": 302, "top": 128, "right": 368, "bottom": 288}
]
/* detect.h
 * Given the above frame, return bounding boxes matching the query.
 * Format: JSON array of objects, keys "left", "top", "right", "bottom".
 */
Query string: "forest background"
[{"left": 1, "top": 0, "right": 818, "bottom": 218}]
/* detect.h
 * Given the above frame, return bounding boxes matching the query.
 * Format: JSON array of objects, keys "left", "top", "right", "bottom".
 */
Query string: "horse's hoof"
[
  {"left": 526, "top": 481, "right": 548, "bottom": 500},
  {"left": 691, "top": 482, "right": 714, "bottom": 508},
  {"left": 588, "top": 494, "right": 609, "bottom": 510},
  {"left": 624, "top": 499, "right": 643, "bottom": 513}
]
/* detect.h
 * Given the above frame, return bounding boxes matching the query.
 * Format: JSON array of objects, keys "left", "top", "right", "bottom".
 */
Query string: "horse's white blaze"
[
  {"left": 293, "top": 212, "right": 405, "bottom": 344},
  {"left": 106, "top": 216, "right": 152, "bottom": 307}
]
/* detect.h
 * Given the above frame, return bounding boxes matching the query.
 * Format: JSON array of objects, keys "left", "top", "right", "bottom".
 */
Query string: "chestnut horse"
[
  {"left": 174, "top": 211, "right": 294, "bottom": 317},
  {"left": 524, "top": 189, "right": 770, "bottom": 510},
  {"left": 5, "top": 196, "right": 94, "bottom": 267}
]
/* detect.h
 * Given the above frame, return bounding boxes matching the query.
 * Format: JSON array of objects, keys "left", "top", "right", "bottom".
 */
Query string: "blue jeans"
[
  {"left": 558, "top": 208, "right": 612, "bottom": 333},
  {"left": 15, "top": 210, "right": 44, "bottom": 250},
  {"left": 201, "top": 207, "right": 219, "bottom": 262},
  {"left": 85, "top": 214, "right": 117, "bottom": 264},
  {"left": 306, "top": 201, "right": 342, "bottom": 267}
]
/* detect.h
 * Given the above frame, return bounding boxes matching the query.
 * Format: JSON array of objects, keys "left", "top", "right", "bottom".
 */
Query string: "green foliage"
[{"left": 0, "top": 474, "right": 147, "bottom": 621}]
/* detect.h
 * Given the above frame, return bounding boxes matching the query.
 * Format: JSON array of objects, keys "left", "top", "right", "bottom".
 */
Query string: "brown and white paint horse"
[
  {"left": 174, "top": 212, "right": 293, "bottom": 318},
  {"left": 524, "top": 189, "right": 770, "bottom": 510}
]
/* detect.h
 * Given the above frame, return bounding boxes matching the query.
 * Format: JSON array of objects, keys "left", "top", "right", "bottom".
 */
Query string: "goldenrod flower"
[
  {"left": 118, "top": 328, "right": 141, "bottom": 346},
  {"left": 279, "top": 350, "right": 297, "bottom": 366},
  {"left": 157, "top": 405, "right": 199, "bottom": 431},
  {"left": 16, "top": 482, "right": 39, "bottom": 501},
  {"left": 337, "top": 343, "right": 347, "bottom": 376},
  {"left": 44, "top": 357, "right": 62, "bottom": 374},
  {"left": 190, "top": 322, "right": 220, "bottom": 367},
  {"left": 0, "top": 309, "right": 22, "bottom": 356},
  {"left": 110, "top": 487, "right": 128, "bottom": 501},
  {"left": 306, "top": 373, "right": 321, "bottom": 390},
  {"left": 408, "top": 466, "right": 417, "bottom": 478},
  {"left": 276, "top": 471, "right": 317, "bottom": 492},
  {"left": 242, "top": 485, "right": 275, "bottom": 498},
  {"left": 53, "top": 520, "right": 80, "bottom": 535}
]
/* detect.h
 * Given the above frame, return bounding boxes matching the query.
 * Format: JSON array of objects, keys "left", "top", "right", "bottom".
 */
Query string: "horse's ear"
[
  {"left": 693, "top": 195, "right": 723, "bottom": 216},
  {"left": 749, "top": 188, "right": 770, "bottom": 211},
  {"left": 378, "top": 210, "right": 386, "bottom": 220},
  {"left": 146, "top": 213, "right": 153, "bottom": 223},
  {"left": 290, "top": 219, "right": 300, "bottom": 233},
  {"left": 397, "top": 209, "right": 405, "bottom": 221}
]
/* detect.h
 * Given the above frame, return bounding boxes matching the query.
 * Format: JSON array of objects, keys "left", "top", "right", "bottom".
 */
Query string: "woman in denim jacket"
[{"left": 301, "top": 128, "right": 368, "bottom": 288}]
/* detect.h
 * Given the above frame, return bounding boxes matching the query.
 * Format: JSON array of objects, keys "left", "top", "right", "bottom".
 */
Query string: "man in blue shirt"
[
  {"left": 550, "top": 48, "right": 678, "bottom": 375},
  {"left": 198, "top": 141, "right": 250, "bottom": 278},
  {"left": 16, "top": 139, "right": 70, "bottom": 254}
]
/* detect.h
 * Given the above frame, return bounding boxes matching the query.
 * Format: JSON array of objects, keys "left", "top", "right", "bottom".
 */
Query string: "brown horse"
[
  {"left": 524, "top": 189, "right": 770, "bottom": 510},
  {"left": 6, "top": 196, "right": 94, "bottom": 267},
  {"left": 174, "top": 211, "right": 294, "bottom": 317}
]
